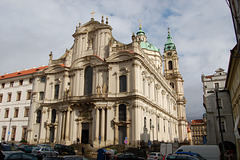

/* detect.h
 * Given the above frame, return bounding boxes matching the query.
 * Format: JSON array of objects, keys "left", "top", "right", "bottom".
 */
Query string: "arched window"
[
  {"left": 54, "top": 84, "right": 59, "bottom": 99},
  {"left": 144, "top": 117, "right": 146, "bottom": 128},
  {"left": 168, "top": 61, "right": 173, "bottom": 70},
  {"left": 51, "top": 109, "right": 56, "bottom": 123},
  {"left": 84, "top": 66, "right": 93, "bottom": 95},
  {"left": 119, "top": 104, "right": 126, "bottom": 121},
  {"left": 119, "top": 75, "right": 127, "bottom": 92},
  {"left": 150, "top": 119, "right": 152, "bottom": 130},
  {"left": 170, "top": 82, "right": 174, "bottom": 89},
  {"left": 36, "top": 110, "right": 42, "bottom": 123}
]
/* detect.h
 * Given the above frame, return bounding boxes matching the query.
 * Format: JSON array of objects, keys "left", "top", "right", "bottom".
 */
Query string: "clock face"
[{"left": 167, "top": 52, "right": 172, "bottom": 56}]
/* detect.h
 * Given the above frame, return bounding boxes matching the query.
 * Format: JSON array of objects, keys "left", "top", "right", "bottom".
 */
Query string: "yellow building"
[{"left": 190, "top": 119, "right": 207, "bottom": 145}]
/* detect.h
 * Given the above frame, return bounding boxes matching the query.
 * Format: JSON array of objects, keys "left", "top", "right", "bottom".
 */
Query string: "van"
[{"left": 175, "top": 145, "right": 220, "bottom": 160}]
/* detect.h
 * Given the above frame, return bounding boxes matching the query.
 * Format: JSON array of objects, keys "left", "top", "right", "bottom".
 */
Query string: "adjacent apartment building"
[
  {"left": 202, "top": 68, "right": 235, "bottom": 151},
  {"left": 226, "top": 0, "right": 240, "bottom": 158},
  {"left": 0, "top": 66, "right": 47, "bottom": 142}
]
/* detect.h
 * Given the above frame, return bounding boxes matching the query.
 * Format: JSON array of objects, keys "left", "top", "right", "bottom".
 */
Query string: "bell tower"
[{"left": 163, "top": 28, "right": 187, "bottom": 142}]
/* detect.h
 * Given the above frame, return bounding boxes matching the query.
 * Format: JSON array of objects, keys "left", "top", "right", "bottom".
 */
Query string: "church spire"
[
  {"left": 164, "top": 28, "right": 176, "bottom": 51},
  {"left": 136, "top": 19, "right": 145, "bottom": 36}
]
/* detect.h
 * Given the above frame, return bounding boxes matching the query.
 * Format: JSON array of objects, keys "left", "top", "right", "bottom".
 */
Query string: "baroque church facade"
[{"left": 27, "top": 16, "right": 187, "bottom": 148}]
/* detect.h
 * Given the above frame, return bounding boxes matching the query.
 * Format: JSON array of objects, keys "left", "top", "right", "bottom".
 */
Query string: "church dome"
[{"left": 140, "top": 41, "right": 159, "bottom": 52}]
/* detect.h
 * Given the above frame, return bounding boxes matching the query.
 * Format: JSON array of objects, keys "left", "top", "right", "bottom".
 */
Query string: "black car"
[
  {"left": 2, "top": 151, "right": 37, "bottom": 160},
  {"left": 112, "top": 153, "right": 144, "bottom": 160},
  {"left": 54, "top": 144, "right": 75, "bottom": 155}
]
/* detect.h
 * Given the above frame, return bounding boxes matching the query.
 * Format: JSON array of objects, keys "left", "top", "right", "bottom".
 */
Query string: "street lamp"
[
  {"left": 7, "top": 118, "right": 12, "bottom": 142},
  {"left": 215, "top": 86, "right": 225, "bottom": 160}
]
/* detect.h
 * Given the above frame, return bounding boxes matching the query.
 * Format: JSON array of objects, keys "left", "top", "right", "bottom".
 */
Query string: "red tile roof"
[
  {"left": 0, "top": 66, "right": 48, "bottom": 80},
  {"left": 191, "top": 119, "right": 204, "bottom": 124}
]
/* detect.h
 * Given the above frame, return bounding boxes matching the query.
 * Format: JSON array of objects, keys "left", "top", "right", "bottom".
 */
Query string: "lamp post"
[
  {"left": 7, "top": 118, "right": 12, "bottom": 142},
  {"left": 215, "top": 86, "right": 225, "bottom": 160}
]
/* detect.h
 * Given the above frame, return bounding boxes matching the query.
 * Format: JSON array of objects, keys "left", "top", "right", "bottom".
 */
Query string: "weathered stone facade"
[{"left": 27, "top": 17, "right": 187, "bottom": 148}]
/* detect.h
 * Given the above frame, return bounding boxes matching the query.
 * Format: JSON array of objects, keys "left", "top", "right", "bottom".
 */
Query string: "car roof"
[{"left": 175, "top": 152, "right": 199, "bottom": 155}]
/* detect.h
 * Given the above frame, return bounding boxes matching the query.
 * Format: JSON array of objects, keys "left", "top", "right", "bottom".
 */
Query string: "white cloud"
[{"left": 0, "top": 0, "right": 235, "bottom": 121}]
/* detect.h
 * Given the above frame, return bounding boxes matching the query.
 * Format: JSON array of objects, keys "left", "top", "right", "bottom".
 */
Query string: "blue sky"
[{"left": 0, "top": 0, "right": 236, "bottom": 121}]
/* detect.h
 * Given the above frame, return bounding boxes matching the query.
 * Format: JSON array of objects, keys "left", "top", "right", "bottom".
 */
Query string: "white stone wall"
[{"left": 0, "top": 75, "right": 33, "bottom": 142}]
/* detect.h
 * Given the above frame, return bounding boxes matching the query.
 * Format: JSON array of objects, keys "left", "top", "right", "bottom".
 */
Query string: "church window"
[
  {"left": 168, "top": 61, "right": 173, "bottom": 70},
  {"left": 170, "top": 82, "right": 174, "bottom": 89},
  {"left": 36, "top": 110, "right": 42, "bottom": 123},
  {"left": 39, "top": 92, "right": 44, "bottom": 100},
  {"left": 54, "top": 84, "right": 59, "bottom": 99},
  {"left": 150, "top": 119, "right": 152, "bottom": 130},
  {"left": 144, "top": 117, "right": 146, "bottom": 128},
  {"left": 119, "top": 104, "right": 126, "bottom": 121},
  {"left": 119, "top": 75, "right": 127, "bottom": 92},
  {"left": 51, "top": 109, "right": 56, "bottom": 123},
  {"left": 84, "top": 66, "right": 93, "bottom": 95},
  {"left": 40, "top": 76, "right": 46, "bottom": 83}
]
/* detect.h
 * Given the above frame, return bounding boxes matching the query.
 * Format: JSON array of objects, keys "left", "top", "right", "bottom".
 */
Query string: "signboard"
[{"left": 124, "top": 137, "right": 128, "bottom": 144}]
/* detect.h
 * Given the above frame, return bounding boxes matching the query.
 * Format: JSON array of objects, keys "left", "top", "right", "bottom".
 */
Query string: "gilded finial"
[
  {"left": 168, "top": 27, "right": 170, "bottom": 33},
  {"left": 106, "top": 16, "right": 108, "bottom": 24},
  {"left": 91, "top": 11, "right": 95, "bottom": 20},
  {"left": 139, "top": 19, "right": 142, "bottom": 29},
  {"left": 101, "top": 15, "right": 104, "bottom": 23}
]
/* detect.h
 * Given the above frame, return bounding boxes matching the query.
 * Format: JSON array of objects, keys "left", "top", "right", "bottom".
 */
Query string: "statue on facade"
[
  {"left": 102, "top": 83, "right": 107, "bottom": 93},
  {"left": 97, "top": 85, "right": 101, "bottom": 94}
]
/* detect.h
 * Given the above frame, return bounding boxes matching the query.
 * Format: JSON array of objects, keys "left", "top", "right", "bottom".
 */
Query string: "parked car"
[
  {"left": 147, "top": 152, "right": 163, "bottom": 160},
  {"left": 175, "top": 145, "right": 220, "bottom": 160},
  {"left": 112, "top": 153, "right": 144, "bottom": 160},
  {"left": 23, "top": 145, "right": 36, "bottom": 153},
  {"left": 163, "top": 154, "right": 201, "bottom": 160},
  {"left": 32, "top": 147, "right": 59, "bottom": 158},
  {"left": 54, "top": 144, "right": 75, "bottom": 155},
  {"left": 37, "top": 144, "right": 52, "bottom": 148},
  {"left": 175, "top": 152, "right": 206, "bottom": 160},
  {"left": 0, "top": 144, "right": 12, "bottom": 151},
  {"left": 17, "top": 143, "right": 29, "bottom": 151},
  {"left": 43, "top": 155, "right": 87, "bottom": 160},
  {"left": 2, "top": 150, "right": 37, "bottom": 160}
]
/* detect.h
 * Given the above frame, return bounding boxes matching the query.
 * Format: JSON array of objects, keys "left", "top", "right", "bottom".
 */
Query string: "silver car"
[
  {"left": 32, "top": 147, "right": 58, "bottom": 158},
  {"left": 147, "top": 152, "right": 163, "bottom": 160}
]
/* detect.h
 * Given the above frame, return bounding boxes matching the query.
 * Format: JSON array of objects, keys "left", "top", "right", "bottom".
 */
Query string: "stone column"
[
  {"left": 54, "top": 125, "right": 57, "bottom": 143},
  {"left": 95, "top": 109, "right": 99, "bottom": 141},
  {"left": 61, "top": 111, "right": 66, "bottom": 141},
  {"left": 100, "top": 109, "right": 105, "bottom": 144},
  {"left": 75, "top": 70, "right": 80, "bottom": 96},
  {"left": 65, "top": 108, "right": 71, "bottom": 141},
  {"left": 114, "top": 124, "right": 119, "bottom": 145},
  {"left": 56, "top": 111, "right": 62, "bottom": 143},
  {"left": 46, "top": 125, "right": 50, "bottom": 142}
]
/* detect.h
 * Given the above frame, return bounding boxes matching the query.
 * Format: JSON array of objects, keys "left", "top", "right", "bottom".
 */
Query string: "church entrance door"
[
  {"left": 81, "top": 123, "right": 89, "bottom": 144},
  {"left": 49, "top": 127, "right": 55, "bottom": 143},
  {"left": 118, "top": 126, "right": 126, "bottom": 144}
]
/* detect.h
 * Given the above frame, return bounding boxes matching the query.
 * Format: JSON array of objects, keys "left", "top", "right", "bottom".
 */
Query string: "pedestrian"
[
  {"left": 82, "top": 146, "right": 85, "bottom": 155},
  {"left": 77, "top": 138, "right": 80, "bottom": 144}
]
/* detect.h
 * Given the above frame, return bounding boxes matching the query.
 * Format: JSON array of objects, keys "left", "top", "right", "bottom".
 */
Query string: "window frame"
[{"left": 119, "top": 75, "right": 127, "bottom": 92}]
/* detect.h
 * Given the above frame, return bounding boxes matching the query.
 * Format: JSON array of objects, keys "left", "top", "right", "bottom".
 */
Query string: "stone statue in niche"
[
  {"left": 96, "top": 85, "right": 101, "bottom": 94},
  {"left": 102, "top": 83, "right": 107, "bottom": 93},
  {"left": 88, "top": 37, "right": 93, "bottom": 50}
]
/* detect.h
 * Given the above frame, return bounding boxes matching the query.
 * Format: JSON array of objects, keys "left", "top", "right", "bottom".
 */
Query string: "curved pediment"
[
  {"left": 43, "top": 64, "right": 67, "bottom": 74},
  {"left": 106, "top": 50, "right": 136, "bottom": 63},
  {"left": 70, "top": 55, "right": 104, "bottom": 69}
]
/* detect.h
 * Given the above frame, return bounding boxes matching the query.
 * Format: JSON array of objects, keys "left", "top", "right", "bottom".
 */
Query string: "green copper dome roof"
[
  {"left": 140, "top": 41, "right": 159, "bottom": 52},
  {"left": 164, "top": 30, "right": 176, "bottom": 51}
]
